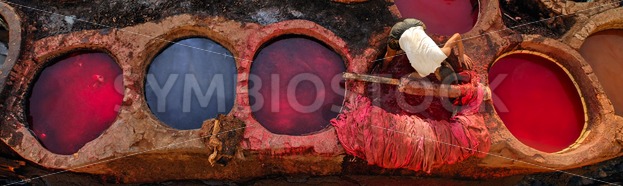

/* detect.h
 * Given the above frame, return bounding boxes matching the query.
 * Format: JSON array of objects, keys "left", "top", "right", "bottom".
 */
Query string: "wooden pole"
[
  {"left": 342, "top": 72, "right": 400, "bottom": 85},
  {"left": 343, "top": 72, "right": 491, "bottom": 100}
]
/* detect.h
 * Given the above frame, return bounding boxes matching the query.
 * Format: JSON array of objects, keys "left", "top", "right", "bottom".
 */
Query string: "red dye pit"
[
  {"left": 250, "top": 37, "right": 345, "bottom": 136},
  {"left": 394, "top": 0, "right": 479, "bottom": 35},
  {"left": 489, "top": 53, "right": 584, "bottom": 153},
  {"left": 330, "top": 54, "right": 490, "bottom": 172},
  {"left": 28, "top": 53, "right": 124, "bottom": 155},
  {"left": 580, "top": 29, "right": 623, "bottom": 116}
]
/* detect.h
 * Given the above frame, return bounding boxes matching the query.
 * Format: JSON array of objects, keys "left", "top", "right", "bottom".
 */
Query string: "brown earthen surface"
[{"left": 1, "top": 15, "right": 347, "bottom": 181}]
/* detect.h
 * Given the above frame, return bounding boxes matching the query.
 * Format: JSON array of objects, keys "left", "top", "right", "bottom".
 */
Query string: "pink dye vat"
[
  {"left": 489, "top": 53, "right": 585, "bottom": 153},
  {"left": 28, "top": 53, "right": 124, "bottom": 155},
  {"left": 250, "top": 37, "right": 345, "bottom": 136},
  {"left": 394, "top": 0, "right": 479, "bottom": 35}
]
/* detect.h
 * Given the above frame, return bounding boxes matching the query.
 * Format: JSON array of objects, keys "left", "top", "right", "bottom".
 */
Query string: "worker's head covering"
[{"left": 388, "top": 18, "right": 426, "bottom": 50}]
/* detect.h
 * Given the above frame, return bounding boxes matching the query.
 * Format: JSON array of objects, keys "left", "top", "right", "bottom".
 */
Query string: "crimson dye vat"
[
  {"left": 249, "top": 37, "right": 346, "bottom": 135},
  {"left": 145, "top": 38, "right": 237, "bottom": 130},
  {"left": 489, "top": 53, "right": 585, "bottom": 153},
  {"left": 580, "top": 29, "right": 623, "bottom": 116},
  {"left": 394, "top": 0, "right": 479, "bottom": 35},
  {"left": 27, "top": 52, "right": 124, "bottom": 155}
]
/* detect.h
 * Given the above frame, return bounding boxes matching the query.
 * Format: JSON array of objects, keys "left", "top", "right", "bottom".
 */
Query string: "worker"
[{"left": 383, "top": 18, "right": 474, "bottom": 82}]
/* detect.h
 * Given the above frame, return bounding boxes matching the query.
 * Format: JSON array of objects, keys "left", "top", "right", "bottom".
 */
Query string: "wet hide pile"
[{"left": 331, "top": 82, "right": 490, "bottom": 173}]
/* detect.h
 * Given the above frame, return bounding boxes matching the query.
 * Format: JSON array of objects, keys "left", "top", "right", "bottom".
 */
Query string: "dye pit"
[
  {"left": 145, "top": 38, "right": 237, "bottom": 130},
  {"left": 27, "top": 52, "right": 123, "bottom": 155},
  {"left": 580, "top": 29, "right": 623, "bottom": 116},
  {"left": 489, "top": 53, "right": 585, "bottom": 153},
  {"left": 394, "top": 0, "right": 479, "bottom": 35},
  {"left": 249, "top": 37, "right": 345, "bottom": 135},
  {"left": 332, "top": 52, "right": 489, "bottom": 173}
]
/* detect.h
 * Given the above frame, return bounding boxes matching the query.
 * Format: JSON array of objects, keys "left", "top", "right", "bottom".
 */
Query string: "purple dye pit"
[{"left": 250, "top": 37, "right": 345, "bottom": 136}]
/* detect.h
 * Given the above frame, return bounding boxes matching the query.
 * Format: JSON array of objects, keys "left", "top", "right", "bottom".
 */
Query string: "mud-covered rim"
[
  {"left": 246, "top": 20, "right": 352, "bottom": 135},
  {"left": 0, "top": 2, "right": 22, "bottom": 94},
  {"left": 239, "top": 19, "right": 350, "bottom": 154},
  {"left": 480, "top": 35, "right": 622, "bottom": 170}
]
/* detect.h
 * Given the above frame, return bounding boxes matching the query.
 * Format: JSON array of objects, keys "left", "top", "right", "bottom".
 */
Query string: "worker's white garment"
[{"left": 399, "top": 26, "right": 448, "bottom": 77}]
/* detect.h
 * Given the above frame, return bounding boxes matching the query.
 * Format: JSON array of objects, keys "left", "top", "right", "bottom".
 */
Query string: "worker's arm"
[
  {"left": 440, "top": 33, "right": 461, "bottom": 56},
  {"left": 441, "top": 33, "right": 473, "bottom": 70}
]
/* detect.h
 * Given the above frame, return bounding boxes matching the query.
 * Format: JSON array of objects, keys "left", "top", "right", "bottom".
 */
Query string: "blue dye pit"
[{"left": 145, "top": 38, "right": 237, "bottom": 130}]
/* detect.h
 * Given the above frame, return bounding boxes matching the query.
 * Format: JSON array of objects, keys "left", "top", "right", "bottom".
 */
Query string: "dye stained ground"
[
  {"left": 2, "top": 156, "right": 623, "bottom": 185},
  {"left": 500, "top": 0, "right": 572, "bottom": 39},
  {"left": 8, "top": 0, "right": 394, "bottom": 55}
]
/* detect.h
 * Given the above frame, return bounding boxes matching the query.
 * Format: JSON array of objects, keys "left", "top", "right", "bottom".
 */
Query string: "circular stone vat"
[
  {"left": 0, "top": 3, "right": 22, "bottom": 94},
  {"left": 145, "top": 38, "right": 237, "bottom": 130},
  {"left": 580, "top": 29, "right": 623, "bottom": 116},
  {"left": 489, "top": 52, "right": 585, "bottom": 153},
  {"left": 27, "top": 52, "right": 123, "bottom": 155},
  {"left": 249, "top": 36, "right": 346, "bottom": 136},
  {"left": 394, "top": 0, "right": 479, "bottom": 35}
]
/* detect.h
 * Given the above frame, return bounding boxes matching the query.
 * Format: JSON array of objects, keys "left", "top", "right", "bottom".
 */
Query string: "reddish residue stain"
[
  {"left": 250, "top": 37, "right": 345, "bottom": 135},
  {"left": 580, "top": 29, "right": 623, "bottom": 116},
  {"left": 394, "top": 0, "right": 479, "bottom": 35},
  {"left": 489, "top": 53, "right": 584, "bottom": 153},
  {"left": 28, "top": 53, "right": 123, "bottom": 155}
]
